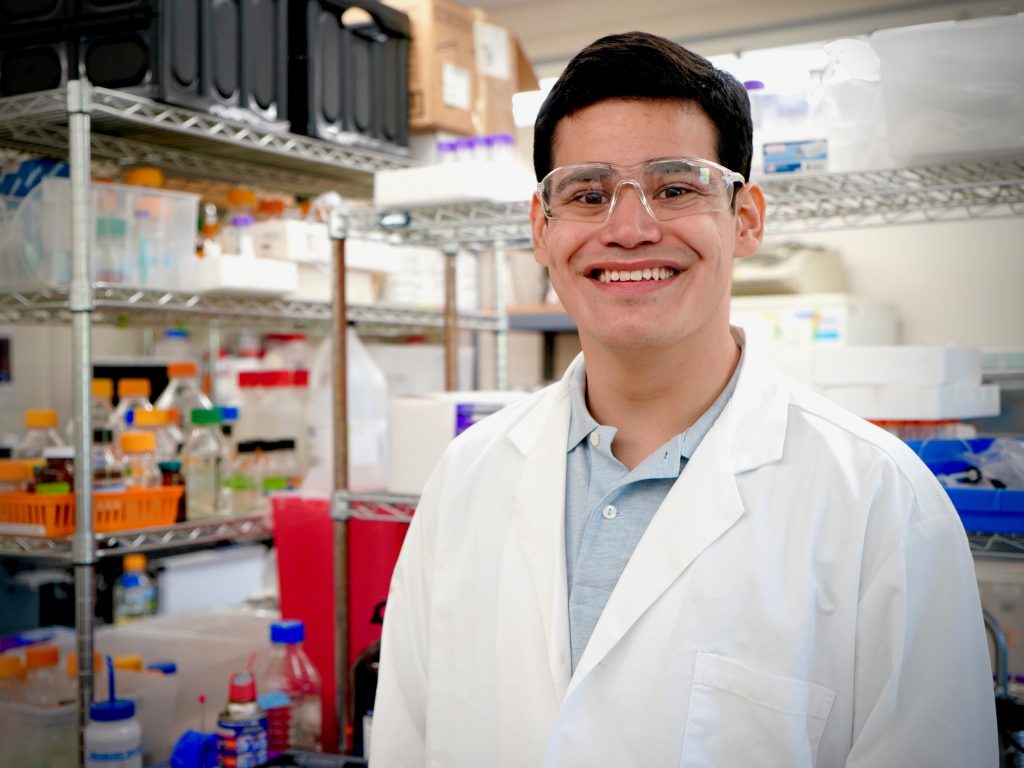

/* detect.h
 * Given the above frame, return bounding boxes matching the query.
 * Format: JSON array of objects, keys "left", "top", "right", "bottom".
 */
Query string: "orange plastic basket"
[{"left": 0, "top": 487, "right": 183, "bottom": 537}]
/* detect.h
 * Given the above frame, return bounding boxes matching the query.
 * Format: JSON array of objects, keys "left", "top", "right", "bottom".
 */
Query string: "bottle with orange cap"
[
  {"left": 0, "top": 654, "right": 24, "bottom": 701},
  {"left": 113, "top": 379, "right": 154, "bottom": 437},
  {"left": 154, "top": 361, "right": 214, "bottom": 433},
  {"left": 123, "top": 166, "right": 167, "bottom": 288},
  {"left": 120, "top": 432, "right": 160, "bottom": 489},
  {"left": 22, "top": 644, "right": 69, "bottom": 707},
  {"left": 130, "top": 409, "right": 180, "bottom": 462},
  {"left": 114, "top": 554, "right": 157, "bottom": 624},
  {"left": 219, "top": 187, "right": 257, "bottom": 259},
  {"left": 14, "top": 409, "right": 66, "bottom": 459},
  {"left": 64, "top": 377, "right": 117, "bottom": 444}
]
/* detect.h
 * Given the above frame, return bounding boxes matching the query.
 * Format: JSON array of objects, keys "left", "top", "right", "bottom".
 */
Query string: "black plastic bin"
[
  {"left": 288, "top": 0, "right": 411, "bottom": 151},
  {"left": 0, "top": 0, "right": 289, "bottom": 128}
]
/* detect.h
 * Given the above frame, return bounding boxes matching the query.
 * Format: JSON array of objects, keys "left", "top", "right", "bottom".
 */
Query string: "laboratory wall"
[{"left": 770, "top": 216, "right": 1023, "bottom": 347}]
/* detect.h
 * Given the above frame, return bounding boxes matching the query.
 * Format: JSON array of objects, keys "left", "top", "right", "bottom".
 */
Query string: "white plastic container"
[
  {"left": 85, "top": 698, "right": 143, "bottom": 768},
  {"left": 300, "top": 330, "right": 390, "bottom": 496},
  {"left": 0, "top": 176, "right": 198, "bottom": 289},
  {"left": 871, "top": 13, "right": 1024, "bottom": 165}
]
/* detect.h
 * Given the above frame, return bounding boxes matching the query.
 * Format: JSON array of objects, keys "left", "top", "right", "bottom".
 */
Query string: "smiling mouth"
[{"left": 591, "top": 267, "right": 678, "bottom": 283}]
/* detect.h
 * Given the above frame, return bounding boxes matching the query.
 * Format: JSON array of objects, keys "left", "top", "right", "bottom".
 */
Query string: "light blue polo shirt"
[{"left": 564, "top": 349, "right": 743, "bottom": 672}]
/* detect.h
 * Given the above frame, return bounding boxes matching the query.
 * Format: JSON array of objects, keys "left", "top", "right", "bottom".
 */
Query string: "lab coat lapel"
[
  {"left": 569, "top": 338, "right": 789, "bottom": 691},
  {"left": 508, "top": 366, "right": 575, "bottom": 698}
]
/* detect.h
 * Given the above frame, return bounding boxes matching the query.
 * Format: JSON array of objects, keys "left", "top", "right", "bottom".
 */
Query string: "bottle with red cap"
[{"left": 216, "top": 669, "right": 268, "bottom": 768}]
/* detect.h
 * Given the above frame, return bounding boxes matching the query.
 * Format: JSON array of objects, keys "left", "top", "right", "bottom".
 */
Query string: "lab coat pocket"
[{"left": 680, "top": 652, "right": 835, "bottom": 768}]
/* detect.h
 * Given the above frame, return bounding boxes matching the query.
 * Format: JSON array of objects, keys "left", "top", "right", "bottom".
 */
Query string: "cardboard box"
[{"left": 385, "top": 0, "right": 538, "bottom": 135}]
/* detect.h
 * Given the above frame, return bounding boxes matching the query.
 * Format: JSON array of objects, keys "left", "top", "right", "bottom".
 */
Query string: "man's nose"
[{"left": 600, "top": 180, "right": 662, "bottom": 247}]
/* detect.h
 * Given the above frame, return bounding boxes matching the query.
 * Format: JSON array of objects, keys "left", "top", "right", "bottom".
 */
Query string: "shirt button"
[
  {"left": 602, "top": 505, "right": 618, "bottom": 520},
  {"left": 589, "top": 432, "right": 600, "bottom": 447}
]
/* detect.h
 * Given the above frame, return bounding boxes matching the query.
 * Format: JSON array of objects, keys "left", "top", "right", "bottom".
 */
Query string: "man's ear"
[
  {"left": 733, "top": 182, "right": 766, "bottom": 260},
  {"left": 530, "top": 193, "right": 550, "bottom": 267}
]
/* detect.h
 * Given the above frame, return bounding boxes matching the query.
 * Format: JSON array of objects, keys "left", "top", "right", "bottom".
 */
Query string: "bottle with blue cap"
[
  {"left": 256, "top": 619, "right": 322, "bottom": 754},
  {"left": 85, "top": 657, "right": 142, "bottom": 768}
]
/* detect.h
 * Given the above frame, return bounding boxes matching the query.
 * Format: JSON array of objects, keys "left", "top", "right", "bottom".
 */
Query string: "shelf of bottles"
[
  {"left": 0, "top": 86, "right": 413, "bottom": 197},
  {"left": 0, "top": 286, "right": 503, "bottom": 333},
  {"left": 0, "top": 513, "right": 273, "bottom": 562},
  {"left": 332, "top": 490, "right": 417, "bottom": 524}
]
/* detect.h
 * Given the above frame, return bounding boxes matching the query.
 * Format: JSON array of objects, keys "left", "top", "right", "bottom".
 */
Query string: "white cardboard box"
[
  {"left": 820, "top": 383, "right": 1000, "bottom": 420},
  {"left": 813, "top": 345, "right": 983, "bottom": 387},
  {"left": 374, "top": 160, "right": 534, "bottom": 208},
  {"left": 729, "top": 293, "right": 898, "bottom": 348},
  {"left": 388, "top": 390, "right": 526, "bottom": 495},
  {"left": 192, "top": 253, "right": 298, "bottom": 296}
]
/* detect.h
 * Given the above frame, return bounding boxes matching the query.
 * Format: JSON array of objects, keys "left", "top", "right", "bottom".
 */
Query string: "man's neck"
[{"left": 581, "top": 326, "right": 740, "bottom": 470}]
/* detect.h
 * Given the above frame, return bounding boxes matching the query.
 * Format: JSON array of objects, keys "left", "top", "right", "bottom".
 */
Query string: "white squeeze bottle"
[{"left": 85, "top": 658, "right": 142, "bottom": 768}]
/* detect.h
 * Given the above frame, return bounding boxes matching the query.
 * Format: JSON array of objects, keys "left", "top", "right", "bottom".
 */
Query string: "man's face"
[{"left": 530, "top": 99, "right": 764, "bottom": 357}]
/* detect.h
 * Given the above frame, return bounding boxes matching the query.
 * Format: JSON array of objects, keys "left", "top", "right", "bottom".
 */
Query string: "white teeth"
[{"left": 596, "top": 267, "right": 676, "bottom": 283}]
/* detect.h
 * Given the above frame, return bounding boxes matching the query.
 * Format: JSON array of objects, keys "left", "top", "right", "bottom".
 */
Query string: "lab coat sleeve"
[
  {"left": 846, "top": 509, "right": 999, "bottom": 767},
  {"left": 370, "top": 453, "right": 448, "bottom": 767}
]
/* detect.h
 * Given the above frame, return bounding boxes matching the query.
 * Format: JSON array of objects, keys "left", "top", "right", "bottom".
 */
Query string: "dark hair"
[{"left": 533, "top": 31, "right": 753, "bottom": 182}]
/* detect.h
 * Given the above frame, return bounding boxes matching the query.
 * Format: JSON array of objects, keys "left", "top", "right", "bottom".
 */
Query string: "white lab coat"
[{"left": 372, "top": 335, "right": 998, "bottom": 767}]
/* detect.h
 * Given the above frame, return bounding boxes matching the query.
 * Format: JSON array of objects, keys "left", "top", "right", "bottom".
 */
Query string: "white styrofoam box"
[
  {"left": 388, "top": 390, "right": 527, "bottom": 495},
  {"left": 730, "top": 293, "right": 898, "bottom": 348},
  {"left": 284, "top": 261, "right": 380, "bottom": 305},
  {"left": 871, "top": 14, "right": 1024, "bottom": 164},
  {"left": 366, "top": 342, "right": 476, "bottom": 396},
  {"left": 156, "top": 544, "right": 269, "bottom": 615},
  {"left": 820, "top": 383, "right": 1000, "bottom": 421},
  {"left": 251, "top": 219, "right": 331, "bottom": 263},
  {"left": 813, "top": 346, "right": 982, "bottom": 387},
  {"left": 374, "top": 160, "right": 535, "bottom": 208},
  {"left": 192, "top": 253, "right": 298, "bottom": 295}
]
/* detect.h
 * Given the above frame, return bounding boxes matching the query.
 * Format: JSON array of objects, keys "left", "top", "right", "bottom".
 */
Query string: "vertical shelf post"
[
  {"left": 67, "top": 79, "right": 96, "bottom": 767},
  {"left": 443, "top": 246, "right": 458, "bottom": 390},
  {"left": 330, "top": 208, "right": 352, "bottom": 754},
  {"left": 493, "top": 240, "right": 509, "bottom": 390}
]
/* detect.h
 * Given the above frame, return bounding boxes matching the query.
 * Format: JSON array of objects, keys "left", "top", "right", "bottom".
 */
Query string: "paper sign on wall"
[
  {"left": 474, "top": 20, "right": 511, "bottom": 80},
  {"left": 442, "top": 62, "right": 472, "bottom": 111}
]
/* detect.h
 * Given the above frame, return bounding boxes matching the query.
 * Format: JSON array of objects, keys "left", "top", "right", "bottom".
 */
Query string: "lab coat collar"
[{"left": 506, "top": 327, "right": 790, "bottom": 699}]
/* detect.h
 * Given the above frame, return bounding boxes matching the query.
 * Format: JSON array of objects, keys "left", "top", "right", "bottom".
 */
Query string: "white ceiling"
[{"left": 475, "top": 0, "right": 1023, "bottom": 77}]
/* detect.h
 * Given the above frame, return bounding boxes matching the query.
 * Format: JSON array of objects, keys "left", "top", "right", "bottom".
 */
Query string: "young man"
[{"left": 372, "top": 32, "right": 998, "bottom": 767}]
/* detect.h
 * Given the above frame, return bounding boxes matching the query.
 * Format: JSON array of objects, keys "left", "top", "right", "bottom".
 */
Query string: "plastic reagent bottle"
[
  {"left": 85, "top": 658, "right": 142, "bottom": 768},
  {"left": 22, "top": 644, "right": 67, "bottom": 707},
  {"left": 0, "top": 654, "right": 23, "bottom": 701},
  {"left": 257, "top": 619, "right": 322, "bottom": 753},
  {"left": 113, "top": 379, "right": 153, "bottom": 436},
  {"left": 114, "top": 553, "right": 157, "bottom": 624},
  {"left": 181, "top": 408, "right": 230, "bottom": 519},
  {"left": 14, "top": 409, "right": 66, "bottom": 459},
  {"left": 119, "top": 431, "right": 161, "bottom": 488},
  {"left": 154, "top": 361, "right": 214, "bottom": 432},
  {"left": 64, "top": 377, "right": 117, "bottom": 442}
]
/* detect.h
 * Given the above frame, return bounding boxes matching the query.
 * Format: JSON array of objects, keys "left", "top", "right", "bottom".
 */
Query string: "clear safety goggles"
[{"left": 537, "top": 157, "right": 745, "bottom": 223}]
